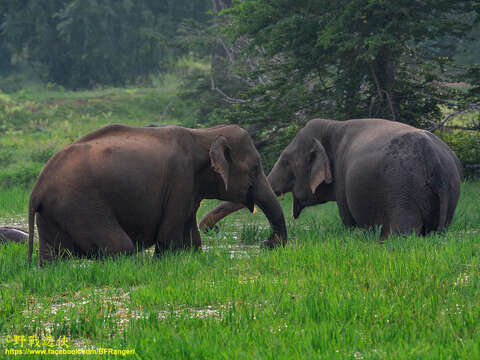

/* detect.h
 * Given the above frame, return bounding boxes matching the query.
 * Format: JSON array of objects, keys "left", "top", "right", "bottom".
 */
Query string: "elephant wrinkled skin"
[
  {"left": 200, "top": 118, "right": 462, "bottom": 238},
  {"left": 28, "top": 124, "right": 287, "bottom": 265}
]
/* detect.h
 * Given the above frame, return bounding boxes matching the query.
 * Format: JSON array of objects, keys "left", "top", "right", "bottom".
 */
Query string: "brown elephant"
[
  {"left": 200, "top": 118, "right": 462, "bottom": 238},
  {"left": 0, "top": 227, "right": 28, "bottom": 243},
  {"left": 28, "top": 124, "right": 287, "bottom": 265}
]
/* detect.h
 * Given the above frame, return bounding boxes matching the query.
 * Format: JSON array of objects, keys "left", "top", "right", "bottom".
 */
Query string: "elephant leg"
[
  {"left": 155, "top": 206, "right": 191, "bottom": 255},
  {"left": 338, "top": 207, "right": 357, "bottom": 228},
  {"left": 187, "top": 201, "right": 202, "bottom": 251},
  {"left": 380, "top": 223, "right": 391, "bottom": 241},
  {"left": 155, "top": 189, "right": 199, "bottom": 255},
  {"left": 67, "top": 215, "right": 135, "bottom": 258},
  {"left": 191, "top": 216, "right": 202, "bottom": 251},
  {"left": 335, "top": 190, "right": 357, "bottom": 228},
  {"left": 165, "top": 213, "right": 202, "bottom": 252},
  {"left": 381, "top": 207, "right": 423, "bottom": 240},
  {"left": 183, "top": 212, "right": 201, "bottom": 251},
  {"left": 36, "top": 213, "right": 64, "bottom": 266}
]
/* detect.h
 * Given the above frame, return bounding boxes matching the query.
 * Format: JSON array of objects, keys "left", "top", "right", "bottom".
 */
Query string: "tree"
[
  {"left": 2, "top": 0, "right": 212, "bottom": 88},
  {"left": 455, "top": 23, "right": 480, "bottom": 65},
  {"left": 0, "top": 1, "right": 12, "bottom": 75},
  {"left": 188, "top": 0, "right": 479, "bottom": 170}
]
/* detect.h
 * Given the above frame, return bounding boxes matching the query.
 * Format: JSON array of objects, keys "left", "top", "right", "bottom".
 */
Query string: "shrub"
[
  {"left": 0, "top": 163, "right": 43, "bottom": 189},
  {"left": 439, "top": 130, "right": 480, "bottom": 177}
]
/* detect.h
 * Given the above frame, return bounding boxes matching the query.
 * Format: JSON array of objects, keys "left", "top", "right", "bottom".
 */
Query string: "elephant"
[
  {"left": 0, "top": 227, "right": 28, "bottom": 244},
  {"left": 200, "top": 118, "right": 462, "bottom": 238},
  {"left": 28, "top": 123, "right": 287, "bottom": 265}
]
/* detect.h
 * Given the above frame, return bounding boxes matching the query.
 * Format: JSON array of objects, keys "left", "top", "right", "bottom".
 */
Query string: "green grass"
[
  {"left": 0, "top": 73, "right": 199, "bottom": 189},
  {"left": 1, "top": 81, "right": 480, "bottom": 358},
  {"left": 1, "top": 183, "right": 479, "bottom": 359}
]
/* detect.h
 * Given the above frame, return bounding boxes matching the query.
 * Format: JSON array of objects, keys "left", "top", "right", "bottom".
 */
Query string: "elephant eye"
[
  {"left": 248, "top": 166, "right": 257, "bottom": 183},
  {"left": 251, "top": 162, "right": 260, "bottom": 176}
]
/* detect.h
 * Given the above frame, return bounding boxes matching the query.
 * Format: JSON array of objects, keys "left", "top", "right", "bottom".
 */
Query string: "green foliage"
[
  {"left": 182, "top": 0, "right": 479, "bottom": 170},
  {"left": 0, "top": 38, "right": 12, "bottom": 76},
  {"left": 29, "top": 144, "right": 57, "bottom": 164},
  {"left": 0, "top": 146, "right": 15, "bottom": 167},
  {"left": 231, "top": 0, "right": 477, "bottom": 119},
  {"left": 455, "top": 24, "right": 480, "bottom": 66},
  {"left": 0, "top": 2, "right": 12, "bottom": 76},
  {"left": 2, "top": 0, "right": 212, "bottom": 88},
  {"left": 440, "top": 130, "right": 480, "bottom": 177},
  {"left": 0, "top": 162, "right": 42, "bottom": 189},
  {"left": 466, "top": 64, "right": 480, "bottom": 98}
]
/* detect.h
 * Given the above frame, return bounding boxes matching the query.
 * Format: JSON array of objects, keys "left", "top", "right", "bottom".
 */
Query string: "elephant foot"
[
  {"left": 262, "top": 234, "right": 284, "bottom": 249},
  {"left": 192, "top": 245, "right": 203, "bottom": 252}
]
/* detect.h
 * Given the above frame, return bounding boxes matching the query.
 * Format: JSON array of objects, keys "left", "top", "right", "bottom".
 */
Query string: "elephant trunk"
[
  {"left": 252, "top": 173, "right": 287, "bottom": 248},
  {"left": 199, "top": 201, "right": 245, "bottom": 232},
  {"left": 199, "top": 166, "right": 289, "bottom": 233},
  {"left": 293, "top": 196, "right": 303, "bottom": 219},
  {"left": 266, "top": 162, "right": 286, "bottom": 197}
]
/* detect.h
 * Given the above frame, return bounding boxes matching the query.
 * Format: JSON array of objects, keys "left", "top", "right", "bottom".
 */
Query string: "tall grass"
[
  {"left": 0, "top": 182, "right": 479, "bottom": 359},
  {"left": 0, "top": 186, "right": 30, "bottom": 220}
]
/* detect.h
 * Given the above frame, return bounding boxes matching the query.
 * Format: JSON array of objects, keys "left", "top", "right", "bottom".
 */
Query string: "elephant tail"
[{"left": 28, "top": 197, "right": 38, "bottom": 265}]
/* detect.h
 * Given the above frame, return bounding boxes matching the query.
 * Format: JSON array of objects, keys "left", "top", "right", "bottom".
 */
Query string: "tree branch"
[
  {"left": 255, "top": 123, "right": 290, "bottom": 150},
  {"left": 443, "top": 125, "right": 480, "bottom": 131},
  {"left": 369, "top": 61, "right": 383, "bottom": 100},
  {"left": 210, "top": 75, "right": 249, "bottom": 104},
  {"left": 368, "top": 61, "right": 397, "bottom": 121},
  {"left": 428, "top": 102, "right": 480, "bottom": 132}
]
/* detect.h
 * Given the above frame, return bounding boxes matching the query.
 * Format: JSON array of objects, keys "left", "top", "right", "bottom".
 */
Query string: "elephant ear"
[
  {"left": 210, "top": 135, "right": 232, "bottom": 192},
  {"left": 309, "top": 138, "right": 332, "bottom": 194}
]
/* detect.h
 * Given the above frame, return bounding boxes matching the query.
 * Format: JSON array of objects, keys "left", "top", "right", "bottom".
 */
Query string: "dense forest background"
[{"left": 1, "top": 0, "right": 479, "bottom": 173}]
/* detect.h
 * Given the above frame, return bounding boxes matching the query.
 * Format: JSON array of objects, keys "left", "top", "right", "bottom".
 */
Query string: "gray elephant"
[
  {"left": 28, "top": 124, "right": 287, "bottom": 265},
  {"left": 0, "top": 227, "right": 28, "bottom": 243},
  {"left": 200, "top": 118, "right": 462, "bottom": 238}
]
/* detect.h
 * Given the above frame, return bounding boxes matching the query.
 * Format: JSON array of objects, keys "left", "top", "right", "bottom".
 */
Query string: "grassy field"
[{"left": 1, "top": 81, "right": 480, "bottom": 359}]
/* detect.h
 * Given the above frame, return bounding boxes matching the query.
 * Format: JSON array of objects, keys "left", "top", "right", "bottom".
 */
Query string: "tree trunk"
[
  {"left": 211, "top": 0, "right": 233, "bottom": 77},
  {"left": 370, "top": 46, "right": 400, "bottom": 121}
]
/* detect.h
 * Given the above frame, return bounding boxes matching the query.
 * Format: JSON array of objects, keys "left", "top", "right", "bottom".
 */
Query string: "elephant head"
[
  {"left": 268, "top": 130, "right": 333, "bottom": 219},
  {"left": 199, "top": 125, "right": 335, "bottom": 233},
  {"left": 198, "top": 126, "right": 287, "bottom": 247}
]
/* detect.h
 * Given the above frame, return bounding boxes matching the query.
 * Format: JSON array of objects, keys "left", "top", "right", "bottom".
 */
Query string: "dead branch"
[
  {"left": 428, "top": 102, "right": 480, "bottom": 132},
  {"left": 210, "top": 75, "right": 249, "bottom": 104},
  {"left": 443, "top": 125, "right": 480, "bottom": 131},
  {"left": 255, "top": 123, "right": 291, "bottom": 150},
  {"left": 159, "top": 99, "right": 173, "bottom": 122}
]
